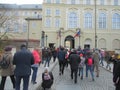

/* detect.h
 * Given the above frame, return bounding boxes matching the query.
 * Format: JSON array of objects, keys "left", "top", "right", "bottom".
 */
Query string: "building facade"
[
  {"left": 0, "top": 0, "right": 120, "bottom": 51},
  {"left": 0, "top": 4, "right": 42, "bottom": 48},
  {"left": 42, "top": 0, "right": 120, "bottom": 51}
]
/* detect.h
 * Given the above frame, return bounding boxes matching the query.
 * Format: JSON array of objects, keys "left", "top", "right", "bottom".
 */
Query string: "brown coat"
[{"left": 0, "top": 51, "right": 15, "bottom": 76}]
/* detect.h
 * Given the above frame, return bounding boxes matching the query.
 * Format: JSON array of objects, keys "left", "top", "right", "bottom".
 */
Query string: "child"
[
  {"left": 41, "top": 67, "right": 54, "bottom": 90},
  {"left": 78, "top": 54, "right": 85, "bottom": 80}
]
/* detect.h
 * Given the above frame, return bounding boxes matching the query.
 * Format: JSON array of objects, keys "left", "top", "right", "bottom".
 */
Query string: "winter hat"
[
  {"left": 4, "top": 46, "right": 12, "bottom": 51},
  {"left": 80, "top": 53, "right": 83, "bottom": 57}
]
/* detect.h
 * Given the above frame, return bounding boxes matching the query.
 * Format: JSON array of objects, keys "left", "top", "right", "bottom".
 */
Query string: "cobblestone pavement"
[
  {"left": 50, "top": 63, "right": 115, "bottom": 90},
  {"left": 0, "top": 59, "right": 57, "bottom": 90}
]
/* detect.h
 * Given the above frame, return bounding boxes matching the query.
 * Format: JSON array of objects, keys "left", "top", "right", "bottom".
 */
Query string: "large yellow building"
[
  {"left": 0, "top": 0, "right": 120, "bottom": 52},
  {"left": 42, "top": 0, "right": 120, "bottom": 52}
]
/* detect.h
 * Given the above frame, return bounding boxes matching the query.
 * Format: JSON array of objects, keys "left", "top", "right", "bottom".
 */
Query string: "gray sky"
[{"left": 0, "top": 0, "right": 43, "bottom": 4}]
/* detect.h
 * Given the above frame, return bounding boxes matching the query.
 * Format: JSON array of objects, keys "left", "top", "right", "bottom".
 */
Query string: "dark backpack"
[
  {"left": 0, "top": 55, "right": 10, "bottom": 69},
  {"left": 87, "top": 58, "right": 93, "bottom": 66}
]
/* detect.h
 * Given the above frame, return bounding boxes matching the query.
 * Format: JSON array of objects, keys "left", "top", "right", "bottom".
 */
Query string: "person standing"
[
  {"left": 85, "top": 54, "right": 95, "bottom": 81},
  {"left": 78, "top": 53, "right": 85, "bottom": 80},
  {"left": 44, "top": 48, "right": 52, "bottom": 67},
  {"left": 113, "top": 58, "right": 120, "bottom": 90},
  {"left": 105, "top": 51, "right": 111, "bottom": 70},
  {"left": 51, "top": 47, "right": 57, "bottom": 62},
  {"left": 109, "top": 53, "right": 120, "bottom": 90},
  {"left": 31, "top": 47, "right": 41, "bottom": 84},
  {"left": 13, "top": 44, "right": 34, "bottom": 90},
  {"left": 57, "top": 47, "right": 66, "bottom": 75},
  {"left": 69, "top": 49, "right": 80, "bottom": 83},
  {"left": 92, "top": 50, "right": 100, "bottom": 77},
  {"left": 0, "top": 46, "right": 15, "bottom": 90}
]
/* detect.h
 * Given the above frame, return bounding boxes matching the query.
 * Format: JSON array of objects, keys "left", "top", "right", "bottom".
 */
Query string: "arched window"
[
  {"left": 68, "top": 12, "right": 78, "bottom": 28},
  {"left": 84, "top": 13, "right": 92, "bottom": 28},
  {"left": 99, "top": 13, "right": 106, "bottom": 29},
  {"left": 112, "top": 13, "right": 120, "bottom": 29}
]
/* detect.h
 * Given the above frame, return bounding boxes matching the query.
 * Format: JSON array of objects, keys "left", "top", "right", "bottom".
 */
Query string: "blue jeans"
[
  {"left": 86, "top": 65, "right": 94, "bottom": 79},
  {"left": 44, "top": 57, "right": 51, "bottom": 67},
  {"left": 31, "top": 67, "right": 38, "bottom": 83},
  {"left": 78, "top": 67, "right": 84, "bottom": 77},
  {"left": 15, "top": 75, "right": 30, "bottom": 90},
  {"left": 100, "top": 57, "right": 104, "bottom": 66}
]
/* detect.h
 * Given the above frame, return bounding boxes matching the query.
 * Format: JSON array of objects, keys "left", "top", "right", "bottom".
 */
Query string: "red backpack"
[{"left": 87, "top": 58, "right": 93, "bottom": 66}]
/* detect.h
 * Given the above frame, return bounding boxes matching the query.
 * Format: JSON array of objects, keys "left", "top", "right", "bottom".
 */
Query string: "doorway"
[{"left": 65, "top": 35, "right": 74, "bottom": 49}]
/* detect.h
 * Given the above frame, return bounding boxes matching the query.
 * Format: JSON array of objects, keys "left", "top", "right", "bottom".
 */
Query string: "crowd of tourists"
[{"left": 0, "top": 44, "right": 120, "bottom": 90}]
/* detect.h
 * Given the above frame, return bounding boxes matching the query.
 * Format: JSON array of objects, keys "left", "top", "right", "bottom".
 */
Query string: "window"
[
  {"left": 99, "top": 13, "right": 106, "bottom": 29},
  {"left": 14, "top": 23, "right": 19, "bottom": 32},
  {"left": 46, "top": 18, "right": 51, "bottom": 27},
  {"left": 47, "top": 0, "right": 51, "bottom": 3},
  {"left": 55, "top": 9, "right": 60, "bottom": 16},
  {"left": 23, "top": 23, "right": 27, "bottom": 32},
  {"left": 71, "top": 0, "right": 75, "bottom": 4},
  {"left": 100, "top": 0, "right": 104, "bottom": 5},
  {"left": 68, "top": 12, "right": 78, "bottom": 28},
  {"left": 46, "top": 8, "right": 51, "bottom": 16},
  {"left": 114, "top": 0, "right": 118, "bottom": 5},
  {"left": 84, "top": 13, "right": 92, "bottom": 28},
  {"left": 86, "top": 0, "right": 90, "bottom": 5},
  {"left": 112, "top": 13, "right": 120, "bottom": 29},
  {"left": 56, "top": 0, "right": 60, "bottom": 4},
  {"left": 55, "top": 18, "right": 60, "bottom": 28}
]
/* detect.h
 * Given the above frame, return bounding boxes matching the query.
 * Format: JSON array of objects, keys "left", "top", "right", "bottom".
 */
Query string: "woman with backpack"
[
  {"left": 78, "top": 53, "right": 85, "bottom": 80},
  {"left": 0, "top": 46, "right": 15, "bottom": 90},
  {"left": 41, "top": 67, "right": 54, "bottom": 90}
]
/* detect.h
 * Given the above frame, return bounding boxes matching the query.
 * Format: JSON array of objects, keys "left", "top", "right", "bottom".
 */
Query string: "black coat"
[
  {"left": 42, "top": 72, "right": 54, "bottom": 88},
  {"left": 69, "top": 53, "right": 81, "bottom": 70},
  {"left": 13, "top": 48, "right": 34, "bottom": 76},
  {"left": 113, "top": 60, "right": 120, "bottom": 86}
]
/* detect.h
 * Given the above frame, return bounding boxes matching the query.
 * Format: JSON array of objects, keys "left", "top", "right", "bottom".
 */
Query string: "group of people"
[
  {"left": 0, "top": 44, "right": 120, "bottom": 90},
  {"left": 0, "top": 44, "right": 54, "bottom": 90},
  {"left": 57, "top": 46, "right": 120, "bottom": 90},
  {"left": 57, "top": 47, "right": 100, "bottom": 83}
]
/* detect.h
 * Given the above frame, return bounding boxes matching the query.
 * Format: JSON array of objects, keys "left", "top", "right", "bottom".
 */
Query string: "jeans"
[
  {"left": 86, "top": 65, "right": 94, "bottom": 80},
  {"left": 31, "top": 66, "right": 38, "bottom": 83},
  {"left": 15, "top": 75, "right": 30, "bottom": 90},
  {"left": 44, "top": 57, "right": 51, "bottom": 67},
  {"left": 106, "top": 63, "right": 111, "bottom": 70},
  {"left": 100, "top": 57, "right": 104, "bottom": 66},
  {"left": 0, "top": 75, "right": 15, "bottom": 90},
  {"left": 78, "top": 67, "right": 84, "bottom": 77}
]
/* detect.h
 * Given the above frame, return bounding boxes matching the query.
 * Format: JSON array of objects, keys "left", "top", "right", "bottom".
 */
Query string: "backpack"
[
  {"left": 44, "top": 73, "right": 51, "bottom": 80},
  {"left": 87, "top": 58, "right": 93, "bottom": 66},
  {"left": 0, "top": 55, "right": 10, "bottom": 69}
]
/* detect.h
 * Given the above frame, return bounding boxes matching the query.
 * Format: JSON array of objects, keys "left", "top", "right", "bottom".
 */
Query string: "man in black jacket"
[
  {"left": 57, "top": 47, "right": 66, "bottom": 75},
  {"left": 69, "top": 49, "right": 80, "bottom": 83},
  {"left": 13, "top": 44, "right": 34, "bottom": 90}
]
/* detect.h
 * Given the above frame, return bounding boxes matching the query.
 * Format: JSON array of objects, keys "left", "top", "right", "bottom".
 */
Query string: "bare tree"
[{"left": 0, "top": 7, "right": 18, "bottom": 48}]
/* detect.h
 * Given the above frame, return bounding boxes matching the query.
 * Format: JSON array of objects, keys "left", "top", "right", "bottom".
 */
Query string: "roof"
[{"left": 0, "top": 4, "right": 42, "bottom": 10}]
